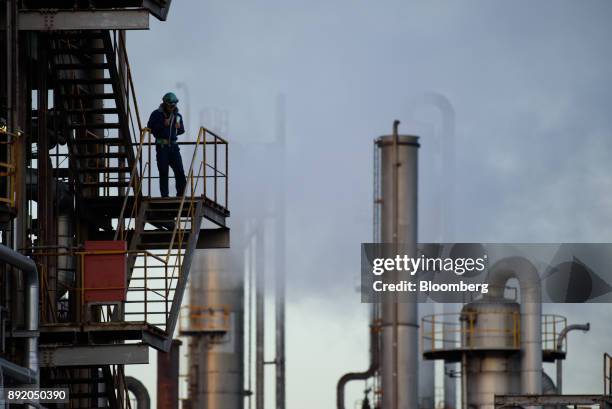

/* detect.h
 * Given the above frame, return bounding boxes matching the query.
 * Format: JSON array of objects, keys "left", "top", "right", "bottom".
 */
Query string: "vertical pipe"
[
  {"left": 274, "top": 93, "right": 286, "bottom": 409},
  {"left": 485, "top": 257, "right": 542, "bottom": 397},
  {"left": 157, "top": 339, "right": 181, "bottom": 409},
  {"left": 460, "top": 354, "right": 467, "bottom": 409},
  {"left": 419, "top": 303, "right": 435, "bottom": 409},
  {"left": 0, "top": 245, "right": 39, "bottom": 384},
  {"left": 555, "top": 323, "right": 590, "bottom": 395},
  {"left": 443, "top": 304, "right": 457, "bottom": 409},
  {"left": 378, "top": 124, "right": 419, "bottom": 409},
  {"left": 255, "top": 227, "right": 264, "bottom": 409}
]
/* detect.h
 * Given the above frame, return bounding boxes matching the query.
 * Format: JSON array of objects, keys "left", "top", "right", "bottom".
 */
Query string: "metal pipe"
[
  {"left": 485, "top": 256, "right": 541, "bottom": 396},
  {"left": 275, "top": 93, "right": 286, "bottom": 409},
  {"left": 461, "top": 354, "right": 468, "bottom": 409},
  {"left": 0, "top": 244, "right": 39, "bottom": 384},
  {"left": 443, "top": 303, "right": 457, "bottom": 409},
  {"left": 378, "top": 124, "right": 419, "bottom": 409},
  {"left": 125, "top": 376, "right": 151, "bottom": 409},
  {"left": 336, "top": 325, "right": 379, "bottom": 409},
  {"left": 556, "top": 323, "right": 590, "bottom": 394},
  {"left": 255, "top": 228, "right": 265, "bottom": 409}
]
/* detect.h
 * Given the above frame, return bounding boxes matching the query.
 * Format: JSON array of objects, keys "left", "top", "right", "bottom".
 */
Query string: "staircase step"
[
  {"left": 77, "top": 167, "right": 131, "bottom": 173},
  {"left": 68, "top": 123, "right": 121, "bottom": 129},
  {"left": 65, "top": 108, "right": 119, "bottom": 115},
  {"left": 52, "top": 168, "right": 71, "bottom": 178},
  {"left": 81, "top": 181, "right": 131, "bottom": 188},
  {"left": 137, "top": 242, "right": 189, "bottom": 249},
  {"left": 50, "top": 48, "right": 107, "bottom": 55},
  {"left": 140, "top": 230, "right": 190, "bottom": 236},
  {"left": 75, "top": 152, "right": 129, "bottom": 159},
  {"left": 73, "top": 137, "right": 125, "bottom": 145},
  {"left": 49, "top": 377, "right": 105, "bottom": 385},
  {"left": 54, "top": 63, "right": 110, "bottom": 70},
  {"left": 62, "top": 93, "right": 116, "bottom": 100},
  {"left": 58, "top": 78, "right": 114, "bottom": 85}
]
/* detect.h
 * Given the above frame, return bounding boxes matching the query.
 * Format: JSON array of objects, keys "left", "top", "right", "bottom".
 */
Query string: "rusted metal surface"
[{"left": 158, "top": 339, "right": 181, "bottom": 409}]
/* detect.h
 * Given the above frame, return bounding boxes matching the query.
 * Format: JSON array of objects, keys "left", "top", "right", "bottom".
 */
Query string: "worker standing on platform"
[{"left": 147, "top": 92, "right": 187, "bottom": 197}]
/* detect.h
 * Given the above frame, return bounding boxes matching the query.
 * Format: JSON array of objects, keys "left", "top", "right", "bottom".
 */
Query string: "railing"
[
  {"left": 421, "top": 312, "right": 566, "bottom": 353},
  {"left": 116, "top": 126, "right": 228, "bottom": 240},
  {"left": 130, "top": 126, "right": 228, "bottom": 204},
  {"left": 35, "top": 248, "right": 175, "bottom": 330},
  {"left": 0, "top": 127, "right": 18, "bottom": 207},
  {"left": 542, "top": 314, "right": 567, "bottom": 351},
  {"left": 163, "top": 126, "right": 227, "bottom": 290}
]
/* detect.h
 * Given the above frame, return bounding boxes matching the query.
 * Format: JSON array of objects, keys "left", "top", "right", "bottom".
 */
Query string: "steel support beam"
[
  {"left": 17, "top": 9, "right": 149, "bottom": 31},
  {"left": 495, "top": 395, "right": 612, "bottom": 408},
  {"left": 195, "top": 228, "right": 230, "bottom": 249},
  {"left": 157, "top": 340, "right": 181, "bottom": 409},
  {"left": 39, "top": 344, "right": 149, "bottom": 367}
]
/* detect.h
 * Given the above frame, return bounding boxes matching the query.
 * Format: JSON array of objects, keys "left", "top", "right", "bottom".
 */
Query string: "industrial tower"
[{"left": 1, "top": 1, "right": 230, "bottom": 408}]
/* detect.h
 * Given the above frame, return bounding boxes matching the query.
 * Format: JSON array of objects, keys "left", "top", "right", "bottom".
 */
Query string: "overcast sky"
[{"left": 125, "top": 1, "right": 612, "bottom": 408}]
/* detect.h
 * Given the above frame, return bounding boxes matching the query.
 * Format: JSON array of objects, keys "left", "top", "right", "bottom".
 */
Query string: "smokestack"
[
  {"left": 157, "top": 340, "right": 182, "bottom": 409},
  {"left": 377, "top": 122, "right": 419, "bottom": 409}
]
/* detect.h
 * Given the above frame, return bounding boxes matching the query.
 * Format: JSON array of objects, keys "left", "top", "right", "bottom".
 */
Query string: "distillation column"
[
  {"left": 188, "top": 249, "right": 244, "bottom": 409},
  {"left": 378, "top": 126, "right": 419, "bottom": 409}
]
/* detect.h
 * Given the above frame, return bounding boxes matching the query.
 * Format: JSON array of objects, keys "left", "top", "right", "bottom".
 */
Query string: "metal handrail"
[
  {"left": 421, "top": 312, "right": 566, "bottom": 352},
  {"left": 33, "top": 248, "right": 171, "bottom": 327}
]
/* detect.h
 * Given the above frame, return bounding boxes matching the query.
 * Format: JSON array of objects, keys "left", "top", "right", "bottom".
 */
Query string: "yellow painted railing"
[
  {"left": 35, "top": 248, "right": 173, "bottom": 329},
  {"left": 421, "top": 312, "right": 566, "bottom": 353}
]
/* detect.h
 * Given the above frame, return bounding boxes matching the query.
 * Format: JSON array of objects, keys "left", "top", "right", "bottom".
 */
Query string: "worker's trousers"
[{"left": 156, "top": 144, "right": 186, "bottom": 197}]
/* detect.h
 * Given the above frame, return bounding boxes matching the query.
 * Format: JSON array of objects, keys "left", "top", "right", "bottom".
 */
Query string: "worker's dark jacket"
[{"left": 147, "top": 105, "right": 185, "bottom": 143}]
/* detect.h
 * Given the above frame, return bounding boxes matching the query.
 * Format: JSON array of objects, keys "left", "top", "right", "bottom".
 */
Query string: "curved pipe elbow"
[{"left": 336, "top": 328, "right": 379, "bottom": 409}]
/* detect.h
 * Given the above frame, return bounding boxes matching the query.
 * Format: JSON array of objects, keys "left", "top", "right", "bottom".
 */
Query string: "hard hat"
[{"left": 162, "top": 92, "right": 179, "bottom": 104}]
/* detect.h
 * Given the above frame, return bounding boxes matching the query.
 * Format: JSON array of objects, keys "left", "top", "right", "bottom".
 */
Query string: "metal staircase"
[
  {"left": 49, "top": 29, "right": 135, "bottom": 205},
  {"left": 32, "top": 29, "right": 229, "bottom": 409},
  {"left": 42, "top": 365, "right": 132, "bottom": 409}
]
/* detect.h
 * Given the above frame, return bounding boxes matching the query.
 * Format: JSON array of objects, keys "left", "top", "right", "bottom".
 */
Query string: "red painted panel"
[{"left": 83, "top": 240, "right": 127, "bottom": 302}]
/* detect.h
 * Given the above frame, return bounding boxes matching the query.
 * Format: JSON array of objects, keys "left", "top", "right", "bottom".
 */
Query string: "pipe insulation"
[{"left": 485, "top": 256, "right": 541, "bottom": 396}]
